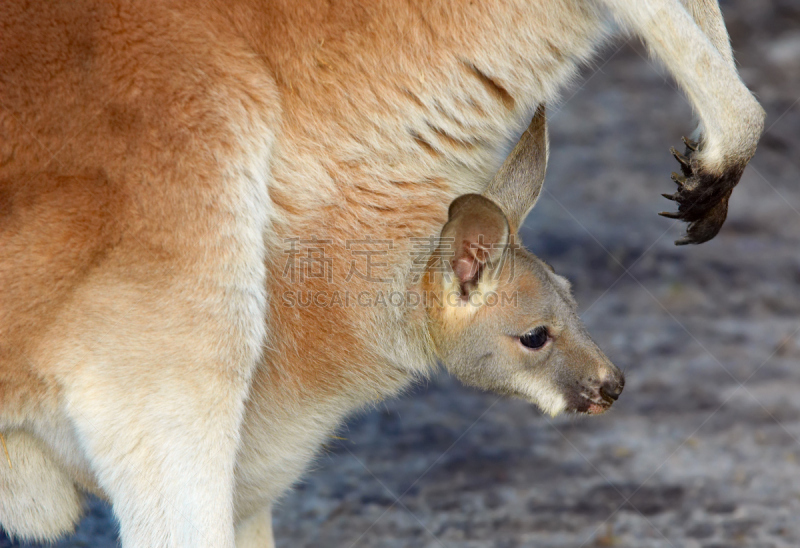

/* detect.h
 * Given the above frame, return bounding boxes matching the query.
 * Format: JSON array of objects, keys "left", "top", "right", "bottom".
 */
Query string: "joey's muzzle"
[
  {"left": 567, "top": 366, "right": 624, "bottom": 415},
  {"left": 589, "top": 370, "right": 625, "bottom": 414}
]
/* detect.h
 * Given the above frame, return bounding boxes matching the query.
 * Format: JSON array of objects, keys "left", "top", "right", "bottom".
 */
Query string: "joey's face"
[
  {"left": 426, "top": 194, "right": 624, "bottom": 417},
  {"left": 431, "top": 247, "right": 624, "bottom": 417}
]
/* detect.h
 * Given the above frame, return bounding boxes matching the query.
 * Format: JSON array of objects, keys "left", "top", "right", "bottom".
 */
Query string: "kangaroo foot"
[{"left": 659, "top": 137, "right": 744, "bottom": 245}]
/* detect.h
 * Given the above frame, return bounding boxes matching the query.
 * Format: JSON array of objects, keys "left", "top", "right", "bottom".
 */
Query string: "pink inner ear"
[
  {"left": 440, "top": 195, "right": 510, "bottom": 294},
  {"left": 453, "top": 256, "right": 481, "bottom": 286},
  {"left": 452, "top": 235, "right": 496, "bottom": 288}
]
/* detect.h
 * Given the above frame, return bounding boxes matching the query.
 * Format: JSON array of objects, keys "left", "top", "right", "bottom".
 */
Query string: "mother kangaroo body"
[{"left": 0, "top": 1, "right": 762, "bottom": 546}]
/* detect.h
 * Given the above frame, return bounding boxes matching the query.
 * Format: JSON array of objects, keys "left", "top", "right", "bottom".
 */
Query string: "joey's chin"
[{"left": 508, "top": 390, "right": 568, "bottom": 418}]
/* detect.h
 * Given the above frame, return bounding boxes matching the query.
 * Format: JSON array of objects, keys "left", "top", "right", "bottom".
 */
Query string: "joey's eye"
[{"left": 519, "top": 326, "right": 549, "bottom": 350}]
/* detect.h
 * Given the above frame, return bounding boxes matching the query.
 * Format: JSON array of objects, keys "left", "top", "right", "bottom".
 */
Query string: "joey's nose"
[{"left": 599, "top": 375, "right": 624, "bottom": 402}]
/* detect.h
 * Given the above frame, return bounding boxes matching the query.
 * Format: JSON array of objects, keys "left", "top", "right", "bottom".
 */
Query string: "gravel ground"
[{"left": 4, "top": 1, "right": 799, "bottom": 547}]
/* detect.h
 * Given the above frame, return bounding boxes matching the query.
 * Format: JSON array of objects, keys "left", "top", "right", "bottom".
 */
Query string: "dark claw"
[
  {"left": 670, "top": 147, "right": 691, "bottom": 167},
  {"left": 670, "top": 172, "right": 687, "bottom": 186},
  {"left": 662, "top": 133, "right": 742, "bottom": 246}
]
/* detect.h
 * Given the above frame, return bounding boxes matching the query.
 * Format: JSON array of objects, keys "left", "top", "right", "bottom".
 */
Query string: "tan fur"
[{"left": 0, "top": 1, "right": 760, "bottom": 546}]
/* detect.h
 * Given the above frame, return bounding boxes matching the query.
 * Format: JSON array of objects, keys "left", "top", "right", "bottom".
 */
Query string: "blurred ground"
[{"left": 4, "top": 1, "right": 799, "bottom": 547}]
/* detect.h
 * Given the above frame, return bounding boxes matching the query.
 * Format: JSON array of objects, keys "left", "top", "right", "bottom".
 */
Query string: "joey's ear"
[
  {"left": 439, "top": 194, "right": 509, "bottom": 294},
  {"left": 484, "top": 105, "right": 548, "bottom": 232}
]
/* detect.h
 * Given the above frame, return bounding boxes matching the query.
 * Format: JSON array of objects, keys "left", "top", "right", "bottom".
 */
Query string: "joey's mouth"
[{"left": 566, "top": 391, "right": 614, "bottom": 415}]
